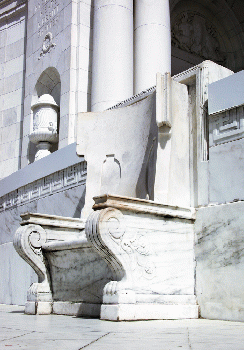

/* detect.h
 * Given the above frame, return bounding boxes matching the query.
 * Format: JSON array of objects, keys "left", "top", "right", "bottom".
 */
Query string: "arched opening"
[{"left": 29, "top": 68, "right": 61, "bottom": 161}]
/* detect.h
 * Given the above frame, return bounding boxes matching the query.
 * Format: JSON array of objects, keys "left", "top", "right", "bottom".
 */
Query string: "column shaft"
[
  {"left": 91, "top": 0, "right": 133, "bottom": 111},
  {"left": 134, "top": 0, "right": 171, "bottom": 94}
]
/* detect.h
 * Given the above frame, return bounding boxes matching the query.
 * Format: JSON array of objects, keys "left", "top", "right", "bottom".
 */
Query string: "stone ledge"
[
  {"left": 101, "top": 304, "right": 199, "bottom": 321},
  {"left": 93, "top": 194, "right": 196, "bottom": 220}
]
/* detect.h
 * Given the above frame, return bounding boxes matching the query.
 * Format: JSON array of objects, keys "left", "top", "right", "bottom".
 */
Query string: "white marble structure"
[
  {"left": 29, "top": 94, "right": 59, "bottom": 161},
  {"left": 0, "top": 0, "right": 244, "bottom": 323}
]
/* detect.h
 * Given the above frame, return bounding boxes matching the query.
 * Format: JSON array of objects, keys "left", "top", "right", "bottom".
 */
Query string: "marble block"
[
  {"left": 77, "top": 92, "right": 158, "bottom": 218},
  {"left": 209, "top": 138, "right": 244, "bottom": 204},
  {"left": 86, "top": 194, "right": 199, "bottom": 321},
  {"left": 13, "top": 212, "right": 112, "bottom": 316},
  {"left": 195, "top": 201, "right": 244, "bottom": 322}
]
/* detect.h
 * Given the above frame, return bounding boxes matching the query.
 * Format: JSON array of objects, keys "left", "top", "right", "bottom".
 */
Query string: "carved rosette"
[
  {"left": 85, "top": 208, "right": 156, "bottom": 304},
  {"left": 29, "top": 94, "right": 59, "bottom": 161},
  {"left": 13, "top": 224, "right": 52, "bottom": 310}
]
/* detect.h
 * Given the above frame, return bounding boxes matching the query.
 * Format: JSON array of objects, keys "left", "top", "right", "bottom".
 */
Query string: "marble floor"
[{"left": 1, "top": 304, "right": 244, "bottom": 350}]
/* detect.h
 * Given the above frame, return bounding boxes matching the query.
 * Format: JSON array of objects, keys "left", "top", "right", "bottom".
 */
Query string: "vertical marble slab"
[
  {"left": 195, "top": 201, "right": 244, "bottom": 321},
  {"left": 0, "top": 3, "right": 27, "bottom": 179},
  {"left": 209, "top": 138, "right": 244, "bottom": 204}
]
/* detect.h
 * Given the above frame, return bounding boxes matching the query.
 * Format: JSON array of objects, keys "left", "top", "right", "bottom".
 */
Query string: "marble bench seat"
[
  {"left": 13, "top": 212, "right": 112, "bottom": 317},
  {"left": 14, "top": 195, "right": 199, "bottom": 320}
]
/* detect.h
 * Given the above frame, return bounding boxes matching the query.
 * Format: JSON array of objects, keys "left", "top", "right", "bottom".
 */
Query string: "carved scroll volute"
[
  {"left": 86, "top": 208, "right": 137, "bottom": 304},
  {"left": 85, "top": 209, "right": 125, "bottom": 281},
  {"left": 13, "top": 224, "right": 52, "bottom": 301}
]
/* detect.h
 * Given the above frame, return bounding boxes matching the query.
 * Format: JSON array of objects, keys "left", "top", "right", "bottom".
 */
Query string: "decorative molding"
[
  {"left": 174, "top": 61, "right": 210, "bottom": 162},
  {"left": 156, "top": 72, "right": 172, "bottom": 128},
  {"left": 209, "top": 105, "right": 244, "bottom": 146},
  {"left": 92, "top": 194, "right": 196, "bottom": 220},
  {"left": 0, "top": 162, "right": 86, "bottom": 212},
  {"left": 85, "top": 208, "right": 156, "bottom": 304},
  {"left": 13, "top": 224, "right": 52, "bottom": 313},
  {"left": 108, "top": 86, "right": 156, "bottom": 110}
]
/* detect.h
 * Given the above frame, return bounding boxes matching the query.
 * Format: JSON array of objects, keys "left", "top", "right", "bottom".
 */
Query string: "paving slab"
[{"left": 1, "top": 305, "right": 244, "bottom": 350}]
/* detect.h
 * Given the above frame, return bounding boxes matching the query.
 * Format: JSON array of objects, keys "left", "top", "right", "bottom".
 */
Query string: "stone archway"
[
  {"left": 30, "top": 67, "right": 61, "bottom": 158},
  {"left": 32, "top": 67, "right": 61, "bottom": 106}
]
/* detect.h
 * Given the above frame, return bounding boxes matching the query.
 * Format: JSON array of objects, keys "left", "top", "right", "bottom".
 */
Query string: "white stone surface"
[
  {"left": 195, "top": 201, "right": 244, "bottom": 322},
  {"left": 173, "top": 61, "right": 233, "bottom": 207},
  {"left": 0, "top": 242, "right": 37, "bottom": 305},
  {"left": 101, "top": 304, "right": 199, "bottom": 321},
  {"left": 0, "top": 3, "right": 27, "bottom": 180},
  {"left": 29, "top": 94, "right": 59, "bottom": 161},
  {"left": 208, "top": 70, "right": 244, "bottom": 115},
  {"left": 209, "top": 138, "right": 244, "bottom": 204},
  {"left": 53, "top": 301, "right": 101, "bottom": 317},
  {"left": 86, "top": 195, "right": 198, "bottom": 320},
  {"left": 77, "top": 92, "right": 157, "bottom": 218},
  {"left": 46, "top": 246, "right": 112, "bottom": 304},
  {"left": 154, "top": 73, "right": 190, "bottom": 208},
  {"left": 13, "top": 212, "right": 112, "bottom": 315},
  {"left": 91, "top": 0, "right": 133, "bottom": 111},
  {"left": 134, "top": 0, "right": 171, "bottom": 94}
]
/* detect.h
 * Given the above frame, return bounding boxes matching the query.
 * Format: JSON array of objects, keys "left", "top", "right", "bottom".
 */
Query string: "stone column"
[
  {"left": 91, "top": 0, "right": 133, "bottom": 111},
  {"left": 134, "top": 0, "right": 171, "bottom": 94}
]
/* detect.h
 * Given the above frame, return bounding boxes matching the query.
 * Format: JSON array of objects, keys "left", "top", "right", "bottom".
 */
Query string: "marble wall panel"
[
  {"left": 36, "top": 184, "right": 86, "bottom": 218},
  {"left": 123, "top": 213, "right": 195, "bottom": 297},
  {"left": 0, "top": 9, "right": 27, "bottom": 180},
  {"left": 209, "top": 138, "right": 244, "bottom": 204},
  {"left": 0, "top": 158, "right": 19, "bottom": 180},
  {"left": 46, "top": 247, "right": 112, "bottom": 303},
  {"left": 0, "top": 242, "right": 37, "bottom": 305},
  {"left": 2, "top": 106, "right": 22, "bottom": 127},
  {"left": 195, "top": 201, "right": 244, "bottom": 321},
  {"left": 0, "top": 201, "right": 38, "bottom": 245},
  {"left": 0, "top": 183, "right": 86, "bottom": 245}
]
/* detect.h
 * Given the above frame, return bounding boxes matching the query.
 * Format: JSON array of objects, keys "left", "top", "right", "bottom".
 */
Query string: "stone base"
[
  {"left": 100, "top": 304, "right": 199, "bottom": 321},
  {"left": 52, "top": 302, "right": 101, "bottom": 317},
  {"left": 25, "top": 301, "right": 52, "bottom": 315}
]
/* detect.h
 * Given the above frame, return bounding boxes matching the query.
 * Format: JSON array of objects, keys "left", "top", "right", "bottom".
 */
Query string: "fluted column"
[
  {"left": 134, "top": 0, "right": 171, "bottom": 94},
  {"left": 91, "top": 0, "right": 133, "bottom": 111}
]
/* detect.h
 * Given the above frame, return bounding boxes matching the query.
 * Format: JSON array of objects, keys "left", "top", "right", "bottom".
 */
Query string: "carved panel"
[
  {"left": 172, "top": 12, "right": 226, "bottom": 65},
  {"left": 86, "top": 208, "right": 156, "bottom": 303},
  {"left": 209, "top": 106, "right": 244, "bottom": 146},
  {"left": 0, "top": 162, "right": 87, "bottom": 212}
]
